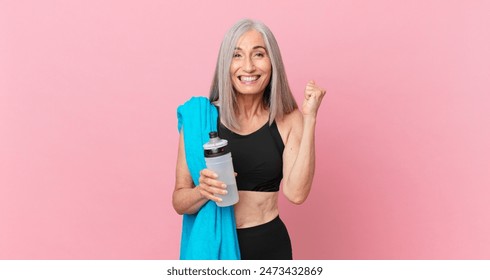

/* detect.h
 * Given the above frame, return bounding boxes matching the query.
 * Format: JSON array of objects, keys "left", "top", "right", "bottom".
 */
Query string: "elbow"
[
  {"left": 173, "top": 203, "right": 197, "bottom": 215},
  {"left": 283, "top": 184, "right": 311, "bottom": 205},
  {"left": 172, "top": 201, "right": 200, "bottom": 216},
  {"left": 172, "top": 192, "right": 196, "bottom": 215},
  {"left": 172, "top": 192, "right": 181, "bottom": 214},
  {"left": 172, "top": 200, "right": 185, "bottom": 215},
  {"left": 172, "top": 187, "right": 204, "bottom": 215},
  {"left": 173, "top": 206, "right": 186, "bottom": 215},
  {"left": 287, "top": 195, "right": 308, "bottom": 205},
  {"left": 284, "top": 187, "right": 310, "bottom": 205}
]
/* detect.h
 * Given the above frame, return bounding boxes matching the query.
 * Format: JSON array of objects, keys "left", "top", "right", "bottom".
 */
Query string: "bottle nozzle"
[{"left": 203, "top": 131, "right": 228, "bottom": 157}]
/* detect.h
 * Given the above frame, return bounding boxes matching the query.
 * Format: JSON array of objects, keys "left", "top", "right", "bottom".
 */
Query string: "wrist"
[
  {"left": 303, "top": 115, "right": 317, "bottom": 126},
  {"left": 195, "top": 186, "right": 205, "bottom": 200}
]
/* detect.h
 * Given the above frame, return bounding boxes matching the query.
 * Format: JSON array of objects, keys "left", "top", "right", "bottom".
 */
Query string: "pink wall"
[{"left": 1, "top": 0, "right": 489, "bottom": 259}]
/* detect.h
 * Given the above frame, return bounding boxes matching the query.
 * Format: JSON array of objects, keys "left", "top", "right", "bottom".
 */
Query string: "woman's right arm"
[{"left": 172, "top": 129, "right": 228, "bottom": 215}]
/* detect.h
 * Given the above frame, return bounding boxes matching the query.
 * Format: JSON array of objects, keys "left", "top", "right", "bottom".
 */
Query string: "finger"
[
  {"left": 307, "top": 85, "right": 324, "bottom": 93},
  {"left": 200, "top": 183, "right": 227, "bottom": 195},
  {"left": 319, "top": 88, "right": 327, "bottom": 98},
  {"left": 307, "top": 85, "right": 326, "bottom": 97},
  {"left": 200, "top": 177, "right": 227, "bottom": 190},
  {"left": 198, "top": 179, "right": 228, "bottom": 195},
  {"left": 198, "top": 188, "right": 223, "bottom": 202},
  {"left": 314, "top": 88, "right": 325, "bottom": 97},
  {"left": 212, "top": 186, "right": 228, "bottom": 196},
  {"left": 200, "top": 169, "right": 218, "bottom": 179}
]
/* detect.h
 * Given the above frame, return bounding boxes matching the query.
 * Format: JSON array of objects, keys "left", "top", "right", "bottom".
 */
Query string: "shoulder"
[
  {"left": 285, "top": 109, "right": 303, "bottom": 125},
  {"left": 177, "top": 96, "right": 216, "bottom": 128},
  {"left": 275, "top": 109, "right": 303, "bottom": 144},
  {"left": 277, "top": 109, "right": 303, "bottom": 130},
  {"left": 179, "top": 96, "right": 212, "bottom": 109}
]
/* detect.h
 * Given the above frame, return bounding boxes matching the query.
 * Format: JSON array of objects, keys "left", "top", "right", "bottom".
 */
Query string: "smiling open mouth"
[{"left": 239, "top": 75, "right": 260, "bottom": 82}]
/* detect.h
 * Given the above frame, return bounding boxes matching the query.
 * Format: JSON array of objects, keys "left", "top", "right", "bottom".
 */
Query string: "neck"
[{"left": 235, "top": 93, "right": 267, "bottom": 120}]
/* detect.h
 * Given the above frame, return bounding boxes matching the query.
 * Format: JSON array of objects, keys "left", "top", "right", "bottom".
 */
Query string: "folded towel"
[{"left": 176, "top": 96, "right": 241, "bottom": 260}]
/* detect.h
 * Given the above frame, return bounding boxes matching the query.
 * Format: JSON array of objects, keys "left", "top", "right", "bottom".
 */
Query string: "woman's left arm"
[{"left": 282, "top": 81, "right": 326, "bottom": 204}]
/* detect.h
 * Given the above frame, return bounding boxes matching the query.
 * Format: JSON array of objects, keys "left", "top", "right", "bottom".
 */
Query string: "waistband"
[{"left": 236, "top": 215, "right": 283, "bottom": 235}]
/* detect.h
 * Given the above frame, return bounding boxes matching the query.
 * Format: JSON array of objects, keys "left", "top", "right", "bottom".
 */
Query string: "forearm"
[
  {"left": 172, "top": 186, "right": 209, "bottom": 215},
  {"left": 283, "top": 116, "right": 316, "bottom": 204}
]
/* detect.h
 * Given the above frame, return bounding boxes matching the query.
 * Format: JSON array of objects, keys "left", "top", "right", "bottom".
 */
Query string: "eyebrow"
[{"left": 234, "top": 46, "right": 267, "bottom": 51}]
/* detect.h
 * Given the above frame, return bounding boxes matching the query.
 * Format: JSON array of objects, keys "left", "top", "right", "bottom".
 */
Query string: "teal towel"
[{"left": 176, "top": 96, "right": 241, "bottom": 260}]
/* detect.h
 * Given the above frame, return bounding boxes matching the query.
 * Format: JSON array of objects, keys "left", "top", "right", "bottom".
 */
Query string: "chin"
[{"left": 236, "top": 90, "right": 265, "bottom": 96}]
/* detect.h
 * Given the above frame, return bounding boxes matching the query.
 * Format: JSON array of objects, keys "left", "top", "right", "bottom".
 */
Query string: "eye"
[
  {"left": 233, "top": 53, "right": 242, "bottom": 58},
  {"left": 254, "top": 52, "right": 265, "bottom": 57}
]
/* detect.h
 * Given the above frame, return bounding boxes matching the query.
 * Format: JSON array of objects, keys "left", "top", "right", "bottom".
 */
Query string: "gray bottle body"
[{"left": 203, "top": 132, "right": 239, "bottom": 207}]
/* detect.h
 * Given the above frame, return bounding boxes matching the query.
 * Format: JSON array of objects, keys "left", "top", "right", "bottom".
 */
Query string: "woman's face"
[{"left": 230, "top": 29, "right": 272, "bottom": 96}]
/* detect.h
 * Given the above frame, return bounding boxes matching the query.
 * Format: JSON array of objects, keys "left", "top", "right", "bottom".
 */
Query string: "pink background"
[{"left": 1, "top": 0, "right": 489, "bottom": 259}]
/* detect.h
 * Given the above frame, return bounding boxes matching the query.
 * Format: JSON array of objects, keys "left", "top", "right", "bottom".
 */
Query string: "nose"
[{"left": 242, "top": 56, "right": 255, "bottom": 72}]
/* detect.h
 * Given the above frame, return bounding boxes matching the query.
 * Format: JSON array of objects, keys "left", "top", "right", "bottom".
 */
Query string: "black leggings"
[{"left": 237, "top": 216, "right": 292, "bottom": 260}]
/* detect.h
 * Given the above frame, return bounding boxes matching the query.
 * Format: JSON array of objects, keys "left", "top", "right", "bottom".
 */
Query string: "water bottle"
[{"left": 203, "top": 131, "right": 239, "bottom": 207}]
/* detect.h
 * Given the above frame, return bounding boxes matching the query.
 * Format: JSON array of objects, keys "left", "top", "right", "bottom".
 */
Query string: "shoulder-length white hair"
[{"left": 209, "top": 19, "right": 297, "bottom": 130}]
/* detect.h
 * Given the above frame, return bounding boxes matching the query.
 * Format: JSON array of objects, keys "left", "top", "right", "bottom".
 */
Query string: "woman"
[{"left": 173, "top": 19, "right": 326, "bottom": 260}]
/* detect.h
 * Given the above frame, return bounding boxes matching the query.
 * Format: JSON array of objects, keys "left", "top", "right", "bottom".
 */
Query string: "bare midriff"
[{"left": 234, "top": 191, "right": 279, "bottom": 229}]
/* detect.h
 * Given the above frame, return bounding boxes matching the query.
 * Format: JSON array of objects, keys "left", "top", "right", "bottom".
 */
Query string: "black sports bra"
[{"left": 218, "top": 118, "right": 284, "bottom": 192}]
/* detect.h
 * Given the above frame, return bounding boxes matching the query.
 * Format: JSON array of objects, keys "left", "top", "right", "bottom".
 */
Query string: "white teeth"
[{"left": 240, "top": 76, "right": 259, "bottom": 82}]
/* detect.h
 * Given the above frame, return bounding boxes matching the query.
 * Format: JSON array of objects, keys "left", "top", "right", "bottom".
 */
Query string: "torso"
[
  {"left": 218, "top": 110, "right": 293, "bottom": 229},
  {"left": 234, "top": 191, "right": 279, "bottom": 228},
  {"left": 219, "top": 120, "right": 284, "bottom": 192}
]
